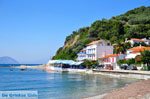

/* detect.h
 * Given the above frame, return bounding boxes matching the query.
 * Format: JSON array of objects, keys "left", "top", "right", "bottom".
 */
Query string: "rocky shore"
[{"left": 86, "top": 80, "right": 150, "bottom": 99}]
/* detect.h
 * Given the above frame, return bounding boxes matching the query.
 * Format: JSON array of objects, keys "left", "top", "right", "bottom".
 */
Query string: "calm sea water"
[
  {"left": 0, "top": 67, "right": 139, "bottom": 99},
  {"left": 0, "top": 64, "right": 42, "bottom": 66}
]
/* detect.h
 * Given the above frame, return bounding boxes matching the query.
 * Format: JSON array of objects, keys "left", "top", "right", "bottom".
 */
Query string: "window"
[{"left": 107, "top": 43, "right": 110, "bottom": 46}]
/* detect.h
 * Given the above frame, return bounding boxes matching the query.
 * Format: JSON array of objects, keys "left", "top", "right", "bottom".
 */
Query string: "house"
[
  {"left": 77, "top": 48, "right": 86, "bottom": 61},
  {"left": 125, "top": 38, "right": 150, "bottom": 46},
  {"left": 77, "top": 40, "right": 113, "bottom": 61},
  {"left": 99, "top": 54, "right": 126, "bottom": 69},
  {"left": 126, "top": 46, "right": 150, "bottom": 59}
]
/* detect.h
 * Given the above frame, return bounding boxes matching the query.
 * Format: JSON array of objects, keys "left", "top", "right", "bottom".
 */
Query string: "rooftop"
[
  {"left": 101, "top": 54, "right": 120, "bottom": 59},
  {"left": 87, "top": 40, "right": 110, "bottom": 46},
  {"left": 87, "top": 40, "right": 102, "bottom": 46},
  {"left": 128, "top": 46, "right": 147, "bottom": 50},
  {"left": 127, "top": 38, "right": 145, "bottom": 42},
  {"left": 128, "top": 46, "right": 150, "bottom": 53},
  {"left": 80, "top": 49, "right": 86, "bottom": 51}
]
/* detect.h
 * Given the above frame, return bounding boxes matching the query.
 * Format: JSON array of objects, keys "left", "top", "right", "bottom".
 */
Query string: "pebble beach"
[{"left": 86, "top": 80, "right": 150, "bottom": 99}]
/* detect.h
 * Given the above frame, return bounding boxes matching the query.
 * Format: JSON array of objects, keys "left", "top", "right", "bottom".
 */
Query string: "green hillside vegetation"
[{"left": 53, "top": 6, "right": 150, "bottom": 60}]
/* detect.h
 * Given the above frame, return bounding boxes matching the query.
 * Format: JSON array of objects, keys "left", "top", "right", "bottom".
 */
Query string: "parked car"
[
  {"left": 94, "top": 65, "right": 104, "bottom": 69},
  {"left": 105, "top": 65, "right": 113, "bottom": 70},
  {"left": 120, "top": 64, "right": 128, "bottom": 70},
  {"left": 127, "top": 65, "right": 137, "bottom": 70}
]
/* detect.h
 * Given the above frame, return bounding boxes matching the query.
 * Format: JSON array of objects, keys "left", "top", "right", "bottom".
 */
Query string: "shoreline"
[
  {"left": 0, "top": 65, "right": 47, "bottom": 70},
  {"left": 3, "top": 65, "right": 150, "bottom": 80},
  {"left": 1, "top": 66, "right": 150, "bottom": 98},
  {"left": 91, "top": 70, "right": 150, "bottom": 80},
  {"left": 84, "top": 80, "right": 150, "bottom": 99}
]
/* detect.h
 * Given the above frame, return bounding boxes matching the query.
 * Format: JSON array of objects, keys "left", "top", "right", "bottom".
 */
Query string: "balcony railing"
[{"left": 77, "top": 52, "right": 86, "bottom": 55}]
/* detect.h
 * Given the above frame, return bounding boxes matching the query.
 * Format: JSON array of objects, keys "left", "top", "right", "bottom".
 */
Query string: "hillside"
[
  {"left": 53, "top": 6, "right": 150, "bottom": 60},
  {"left": 0, "top": 56, "right": 19, "bottom": 64}
]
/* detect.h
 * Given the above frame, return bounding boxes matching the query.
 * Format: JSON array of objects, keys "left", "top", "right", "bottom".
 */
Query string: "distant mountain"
[{"left": 0, "top": 56, "right": 19, "bottom": 64}]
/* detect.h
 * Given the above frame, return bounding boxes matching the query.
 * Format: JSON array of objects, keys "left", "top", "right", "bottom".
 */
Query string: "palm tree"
[{"left": 114, "top": 42, "right": 125, "bottom": 54}]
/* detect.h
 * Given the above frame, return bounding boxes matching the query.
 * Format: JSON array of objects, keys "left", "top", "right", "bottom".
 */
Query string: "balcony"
[{"left": 77, "top": 52, "right": 86, "bottom": 55}]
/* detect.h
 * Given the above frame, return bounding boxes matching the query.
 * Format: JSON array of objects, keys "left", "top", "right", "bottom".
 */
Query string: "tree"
[
  {"left": 117, "top": 59, "right": 127, "bottom": 66},
  {"left": 133, "top": 42, "right": 140, "bottom": 47},
  {"left": 114, "top": 42, "right": 125, "bottom": 54},
  {"left": 117, "top": 59, "right": 135, "bottom": 66},
  {"left": 140, "top": 42, "right": 148, "bottom": 47},
  {"left": 84, "top": 59, "right": 92, "bottom": 69},
  {"left": 88, "top": 28, "right": 97, "bottom": 37},
  {"left": 124, "top": 42, "right": 132, "bottom": 51},
  {"left": 127, "top": 58, "right": 135, "bottom": 65},
  {"left": 135, "top": 55, "right": 142, "bottom": 64},
  {"left": 91, "top": 60, "right": 99, "bottom": 66},
  {"left": 140, "top": 50, "right": 150, "bottom": 66}
]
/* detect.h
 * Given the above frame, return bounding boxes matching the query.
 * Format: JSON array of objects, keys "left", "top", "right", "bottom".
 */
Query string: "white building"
[
  {"left": 77, "top": 40, "right": 113, "bottom": 61},
  {"left": 99, "top": 54, "right": 126, "bottom": 69},
  {"left": 125, "top": 38, "right": 150, "bottom": 46},
  {"left": 77, "top": 48, "right": 86, "bottom": 61},
  {"left": 126, "top": 46, "right": 150, "bottom": 59}
]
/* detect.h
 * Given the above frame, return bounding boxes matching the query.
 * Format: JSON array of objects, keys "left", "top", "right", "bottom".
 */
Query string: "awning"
[{"left": 47, "top": 60, "right": 83, "bottom": 65}]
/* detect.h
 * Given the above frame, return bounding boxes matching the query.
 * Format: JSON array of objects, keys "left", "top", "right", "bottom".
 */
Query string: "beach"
[
  {"left": 7, "top": 64, "right": 47, "bottom": 69},
  {"left": 86, "top": 80, "right": 150, "bottom": 99}
]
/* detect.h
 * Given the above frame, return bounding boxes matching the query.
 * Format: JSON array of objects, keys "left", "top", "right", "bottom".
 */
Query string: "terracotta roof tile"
[
  {"left": 128, "top": 46, "right": 147, "bottom": 50},
  {"left": 129, "top": 46, "right": 150, "bottom": 53},
  {"left": 87, "top": 40, "right": 102, "bottom": 46},
  {"left": 101, "top": 54, "right": 120, "bottom": 59},
  {"left": 127, "top": 38, "right": 145, "bottom": 42},
  {"left": 80, "top": 49, "right": 86, "bottom": 51}
]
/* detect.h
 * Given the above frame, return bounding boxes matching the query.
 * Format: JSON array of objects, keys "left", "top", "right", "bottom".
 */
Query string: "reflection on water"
[{"left": 0, "top": 68, "right": 139, "bottom": 99}]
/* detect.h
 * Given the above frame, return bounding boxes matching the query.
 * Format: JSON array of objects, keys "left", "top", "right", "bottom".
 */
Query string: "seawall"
[{"left": 92, "top": 69, "right": 150, "bottom": 80}]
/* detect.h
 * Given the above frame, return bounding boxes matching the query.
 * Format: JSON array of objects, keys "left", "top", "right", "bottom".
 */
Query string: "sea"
[
  {"left": 0, "top": 64, "right": 139, "bottom": 99},
  {"left": 0, "top": 64, "right": 42, "bottom": 67}
]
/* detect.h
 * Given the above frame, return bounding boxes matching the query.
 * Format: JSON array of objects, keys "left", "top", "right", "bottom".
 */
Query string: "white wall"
[
  {"left": 126, "top": 53, "right": 140, "bottom": 59},
  {"left": 86, "top": 44, "right": 97, "bottom": 60},
  {"left": 97, "top": 46, "right": 113, "bottom": 58}
]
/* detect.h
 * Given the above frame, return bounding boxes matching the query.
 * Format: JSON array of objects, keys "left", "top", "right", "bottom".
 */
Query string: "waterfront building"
[
  {"left": 125, "top": 38, "right": 150, "bottom": 46},
  {"left": 126, "top": 46, "right": 150, "bottom": 59},
  {"left": 47, "top": 60, "right": 86, "bottom": 72},
  {"left": 76, "top": 47, "right": 86, "bottom": 61},
  {"left": 77, "top": 40, "right": 113, "bottom": 61},
  {"left": 99, "top": 54, "right": 126, "bottom": 69}
]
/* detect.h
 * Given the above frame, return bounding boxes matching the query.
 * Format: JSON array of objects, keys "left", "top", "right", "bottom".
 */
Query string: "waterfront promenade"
[
  {"left": 93, "top": 69, "right": 150, "bottom": 75},
  {"left": 92, "top": 69, "right": 150, "bottom": 80}
]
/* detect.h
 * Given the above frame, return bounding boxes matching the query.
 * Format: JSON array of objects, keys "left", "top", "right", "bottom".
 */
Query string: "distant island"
[{"left": 0, "top": 56, "right": 19, "bottom": 64}]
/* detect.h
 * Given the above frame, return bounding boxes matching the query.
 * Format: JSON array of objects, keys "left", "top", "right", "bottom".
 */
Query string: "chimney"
[{"left": 120, "top": 52, "right": 122, "bottom": 54}]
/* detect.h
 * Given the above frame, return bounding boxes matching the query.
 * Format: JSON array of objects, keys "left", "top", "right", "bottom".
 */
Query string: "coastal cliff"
[{"left": 53, "top": 6, "right": 150, "bottom": 60}]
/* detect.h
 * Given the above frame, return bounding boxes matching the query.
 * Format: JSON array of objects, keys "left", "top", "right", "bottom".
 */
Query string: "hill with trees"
[{"left": 53, "top": 6, "right": 150, "bottom": 60}]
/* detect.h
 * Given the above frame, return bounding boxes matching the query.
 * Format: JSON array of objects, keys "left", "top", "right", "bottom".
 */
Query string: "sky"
[{"left": 0, "top": 0, "right": 149, "bottom": 64}]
